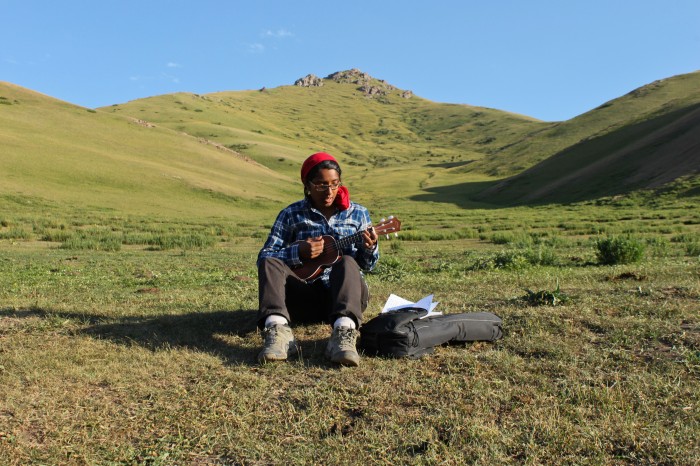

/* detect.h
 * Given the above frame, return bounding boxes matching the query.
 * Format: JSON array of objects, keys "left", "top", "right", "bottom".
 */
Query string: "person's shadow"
[{"left": 0, "top": 307, "right": 330, "bottom": 367}]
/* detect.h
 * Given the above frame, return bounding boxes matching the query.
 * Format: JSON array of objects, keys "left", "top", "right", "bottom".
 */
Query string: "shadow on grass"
[
  {"left": 0, "top": 307, "right": 331, "bottom": 367},
  {"left": 411, "top": 180, "right": 504, "bottom": 209},
  {"left": 415, "top": 104, "right": 700, "bottom": 207}
]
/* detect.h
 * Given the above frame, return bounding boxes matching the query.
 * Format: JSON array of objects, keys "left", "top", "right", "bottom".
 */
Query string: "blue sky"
[{"left": 2, "top": 0, "right": 698, "bottom": 121}]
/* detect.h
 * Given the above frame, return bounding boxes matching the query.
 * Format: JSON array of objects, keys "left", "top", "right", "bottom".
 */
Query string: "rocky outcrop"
[
  {"left": 293, "top": 69, "right": 411, "bottom": 99},
  {"left": 294, "top": 74, "right": 323, "bottom": 87},
  {"left": 326, "top": 68, "right": 372, "bottom": 84},
  {"left": 359, "top": 85, "right": 387, "bottom": 97}
]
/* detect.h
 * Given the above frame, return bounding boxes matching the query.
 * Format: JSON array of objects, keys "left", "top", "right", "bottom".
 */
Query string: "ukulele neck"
[{"left": 335, "top": 229, "right": 367, "bottom": 250}]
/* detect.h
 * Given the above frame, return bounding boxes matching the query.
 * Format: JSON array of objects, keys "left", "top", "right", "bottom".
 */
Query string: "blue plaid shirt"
[{"left": 257, "top": 198, "right": 379, "bottom": 284}]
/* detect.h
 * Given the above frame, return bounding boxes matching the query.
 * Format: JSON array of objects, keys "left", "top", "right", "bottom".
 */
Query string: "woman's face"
[{"left": 306, "top": 168, "right": 341, "bottom": 210}]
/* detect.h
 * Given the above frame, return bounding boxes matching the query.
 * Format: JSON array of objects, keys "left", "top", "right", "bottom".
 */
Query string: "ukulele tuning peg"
[
  {"left": 380, "top": 218, "right": 386, "bottom": 223},
  {"left": 385, "top": 234, "right": 390, "bottom": 240},
  {"left": 388, "top": 215, "right": 394, "bottom": 220},
  {"left": 394, "top": 233, "right": 399, "bottom": 238}
]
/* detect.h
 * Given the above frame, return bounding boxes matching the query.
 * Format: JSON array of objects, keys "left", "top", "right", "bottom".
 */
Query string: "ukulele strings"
[
  {"left": 314, "top": 223, "right": 394, "bottom": 253},
  {"left": 317, "top": 221, "right": 394, "bottom": 254},
  {"left": 319, "top": 223, "right": 395, "bottom": 253},
  {"left": 320, "top": 231, "right": 364, "bottom": 254}
]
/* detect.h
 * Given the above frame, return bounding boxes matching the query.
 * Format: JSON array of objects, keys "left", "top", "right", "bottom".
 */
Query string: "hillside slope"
[
  {"left": 476, "top": 102, "right": 700, "bottom": 204},
  {"left": 464, "top": 70, "right": 700, "bottom": 177},
  {"left": 0, "top": 82, "right": 294, "bottom": 219},
  {"left": 102, "top": 70, "right": 546, "bottom": 180},
  {"left": 104, "top": 69, "right": 700, "bottom": 207},
  {"left": 3, "top": 69, "right": 699, "bottom": 217}
]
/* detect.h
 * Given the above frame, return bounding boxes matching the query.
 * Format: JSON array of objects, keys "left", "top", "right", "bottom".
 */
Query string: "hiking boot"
[
  {"left": 258, "top": 324, "right": 297, "bottom": 363},
  {"left": 325, "top": 326, "right": 360, "bottom": 367}
]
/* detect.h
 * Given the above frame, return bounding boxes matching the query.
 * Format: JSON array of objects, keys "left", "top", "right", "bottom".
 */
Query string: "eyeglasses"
[{"left": 308, "top": 181, "right": 342, "bottom": 192}]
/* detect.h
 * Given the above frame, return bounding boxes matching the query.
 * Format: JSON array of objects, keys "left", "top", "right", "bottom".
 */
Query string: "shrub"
[
  {"left": 389, "top": 241, "right": 403, "bottom": 252},
  {"left": 493, "top": 250, "right": 529, "bottom": 270},
  {"left": 490, "top": 232, "right": 514, "bottom": 245},
  {"left": 148, "top": 233, "right": 216, "bottom": 250},
  {"left": 60, "top": 232, "right": 122, "bottom": 251},
  {"left": 671, "top": 233, "right": 697, "bottom": 244},
  {"left": 645, "top": 236, "right": 671, "bottom": 257},
  {"left": 595, "top": 236, "right": 646, "bottom": 265},
  {"left": 40, "top": 229, "right": 73, "bottom": 242},
  {"left": 521, "top": 282, "right": 569, "bottom": 306},
  {"left": 371, "top": 256, "right": 413, "bottom": 282},
  {"left": 686, "top": 242, "right": 700, "bottom": 257},
  {"left": 122, "top": 232, "right": 157, "bottom": 245},
  {"left": 524, "top": 245, "right": 559, "bottom": 266},
  {"left": 0, "top": 227, "right": 32, "bottom": 240}
]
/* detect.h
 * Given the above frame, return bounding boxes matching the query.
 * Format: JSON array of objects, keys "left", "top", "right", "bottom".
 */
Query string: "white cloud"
[
  {"left": 245, "top": 28, "right": 293, "bottom": 54},
  {"left": 248, "top": 43, "right": 265, "bottom": 54},
  {"left": 262, "top": 29, "right": 293, "bottom": 39},
  {"left": 166, "top": 62, "right": 181, "bottom": 68}
]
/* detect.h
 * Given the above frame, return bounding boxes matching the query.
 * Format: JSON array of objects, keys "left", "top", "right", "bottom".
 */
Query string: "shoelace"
[
  {"left": 263, "top": 326, "right": 280, "bottom": 343},
  {"left": 336, "top": 328, "right": 356, "bottom": 347}
]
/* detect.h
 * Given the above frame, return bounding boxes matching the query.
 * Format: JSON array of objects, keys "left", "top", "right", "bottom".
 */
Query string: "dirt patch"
[
  {"left": 606, "top": 271, "right": 648, "bottom": 281},
  {"left": 135, "top": 287, "right": 160, "bottom": 294}
]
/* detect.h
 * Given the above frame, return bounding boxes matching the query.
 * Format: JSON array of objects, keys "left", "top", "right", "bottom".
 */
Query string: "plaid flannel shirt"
[{"left": 257, "top": 198, "right": 379, "bottom": 285}]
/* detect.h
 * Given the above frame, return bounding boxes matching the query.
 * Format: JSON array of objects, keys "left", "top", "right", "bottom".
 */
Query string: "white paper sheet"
[{"left": 381, "top": 294, "right": 441, "bottom": 318}]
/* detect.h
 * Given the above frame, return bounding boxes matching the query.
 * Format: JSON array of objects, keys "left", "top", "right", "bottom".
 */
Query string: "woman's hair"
[{"left": 304, "top": 159, "right": 341, "bottom": 183}]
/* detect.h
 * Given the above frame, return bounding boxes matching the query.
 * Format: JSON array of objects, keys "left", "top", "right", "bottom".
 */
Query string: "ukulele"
[{"left": 292, "top": 216, "right": 402, "bottom": 282}]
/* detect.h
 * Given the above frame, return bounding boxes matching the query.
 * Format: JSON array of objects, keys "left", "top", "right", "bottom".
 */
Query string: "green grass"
[
  {"left": 1, "top": 199, "right": 698, "bottom": 465},
  {"left": 1, "top": 70, "right": 700, "bottom": 464}
]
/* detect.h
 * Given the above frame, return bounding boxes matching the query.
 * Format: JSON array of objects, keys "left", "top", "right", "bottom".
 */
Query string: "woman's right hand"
[{"left": 299, "top": 236, "right": 325, "bottom": 260}]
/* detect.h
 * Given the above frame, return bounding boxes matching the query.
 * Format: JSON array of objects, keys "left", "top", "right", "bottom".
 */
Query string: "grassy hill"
[
  {"left": 102, "top": 71, "right": 545, "bottom": 179},
  {"left": 98, "top": 71, "right": 542, "bottom": 221},
  {"left": 0, "top": 81, "right": 294, "bottom": 222},
  {"left": 463, "top": 71, "right": 700, "bottom": 177},
  {"left": 417, "top": 71, "right": 700, "bottom": 206},
  {"left": 2, "top": 69, "right": 699, "bottom": 225},
  {"left": 100, "top": 69, "right": 700, "bottom": 209},
  {"left": 477, "top": 102, "right": 700, "bottom": 205}
]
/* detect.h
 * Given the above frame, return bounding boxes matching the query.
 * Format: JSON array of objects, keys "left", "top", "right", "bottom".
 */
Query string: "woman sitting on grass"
[{"left": 256, "top": 152, "right": 379, "bottom": 366}]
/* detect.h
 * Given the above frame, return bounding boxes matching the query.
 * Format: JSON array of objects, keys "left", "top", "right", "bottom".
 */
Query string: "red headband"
[
  {"left": 300, "top": 152, "right": 350, "bottom": 210},
  {"left": 301, "top": 152, "right": 337, "bottom": 182}
]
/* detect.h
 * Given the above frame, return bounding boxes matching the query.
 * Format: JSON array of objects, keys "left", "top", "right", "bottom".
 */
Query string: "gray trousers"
[{"left": 257, "top": 256, "right": 369, "bottom": 329}]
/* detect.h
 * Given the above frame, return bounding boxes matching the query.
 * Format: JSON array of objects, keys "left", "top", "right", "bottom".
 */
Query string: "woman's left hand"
[{"left": 362, "top": 227, "right": 378, "bottom": 250}]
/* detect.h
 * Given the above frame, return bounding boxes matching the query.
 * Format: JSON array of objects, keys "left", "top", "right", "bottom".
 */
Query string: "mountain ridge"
[
  {"left": 2, "top": 69, "right": 699, "bottom": 217},
  {"left": 101, "top": 68, "right": 700, "bottom": 204}
]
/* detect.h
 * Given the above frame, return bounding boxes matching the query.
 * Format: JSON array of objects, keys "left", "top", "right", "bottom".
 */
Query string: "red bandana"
[{"left": 300, "top": 152, "right": 351, "bottom": 211}]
